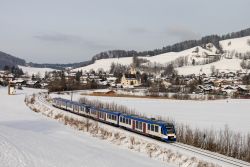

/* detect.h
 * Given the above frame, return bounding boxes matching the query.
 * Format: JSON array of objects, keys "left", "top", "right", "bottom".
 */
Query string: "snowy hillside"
[
  {"left": 71, "top": 36, "right": 250, "bottom": 75},
  {"left": 18, "top": 65, "right": 55, "bottom": 77},
  {"left": 72, "top": 57, "right": 133, "bottom": 72},
  {"left": 176, "top": 58, "right": 243, "bottom": 75},
  {"left": 220, "top": 36, "right": 250, "bottom": 53},
  {"left": 140, "top": 45, "right": 219, "bottom": 65},
  {"left": 72, "top": 45, "right": 219, "bottom": 72}
]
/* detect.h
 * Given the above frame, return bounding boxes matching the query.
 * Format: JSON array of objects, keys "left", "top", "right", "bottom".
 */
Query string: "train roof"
[
  {"left": 98, "top": 108, "right": 121, "bottom": 115},
  {"left": 54, "top": 97, "right": 90, "bottom": 107},
  {"left": 88, "top": 106, "right": 121, "bottom": 115},
  {"left": 120, "top": 113, "right": 172, "bottom": 126}
]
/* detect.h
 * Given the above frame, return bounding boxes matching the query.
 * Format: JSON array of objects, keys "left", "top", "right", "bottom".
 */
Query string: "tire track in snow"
[{"left": 0, "top": 134, "right": 31, "bottom": 167}]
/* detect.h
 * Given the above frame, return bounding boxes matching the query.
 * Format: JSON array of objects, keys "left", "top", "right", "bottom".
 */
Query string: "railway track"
[
  {"left": 171, "top": 143, "right": 250, "bottom": 167},
  {"left": 35, "top": 93, "right": 250, "bottom": 167}
]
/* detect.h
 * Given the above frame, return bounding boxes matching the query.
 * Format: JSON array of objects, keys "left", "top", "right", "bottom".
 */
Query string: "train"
[{"left": 52, "top": 97, "right": 176, "bottom": 142}]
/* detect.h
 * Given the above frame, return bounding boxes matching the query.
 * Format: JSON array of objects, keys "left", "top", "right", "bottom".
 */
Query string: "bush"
[{"left": 176, "top": 124, "right": 250, "bottom": 162}]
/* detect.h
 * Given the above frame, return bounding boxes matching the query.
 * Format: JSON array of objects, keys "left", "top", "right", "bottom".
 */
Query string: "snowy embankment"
[{"left": 0, "top": 87, "right": 169, "bottom": 167}]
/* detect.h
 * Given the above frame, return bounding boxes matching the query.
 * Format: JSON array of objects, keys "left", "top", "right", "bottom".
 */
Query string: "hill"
[
  {"left": 73, "top": 36, "right": 250, "bottom": 75},
  {"left": 0, "top": 51, "right": 26, "bottom": 69}
]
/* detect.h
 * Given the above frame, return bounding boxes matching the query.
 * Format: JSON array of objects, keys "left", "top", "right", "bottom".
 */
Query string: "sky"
[{"left": 0, "top": 0, "right": 250, "bottom": 64}]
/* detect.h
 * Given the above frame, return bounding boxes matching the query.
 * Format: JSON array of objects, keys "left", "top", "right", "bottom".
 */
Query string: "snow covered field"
[
  {"left": 0, "top": 87, "right": 169, "bottom": 167},
  {"left": 52, "top": 92, "right": 250, "bottom": 135}
]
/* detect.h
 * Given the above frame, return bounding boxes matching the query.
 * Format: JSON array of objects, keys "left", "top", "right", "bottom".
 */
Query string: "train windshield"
[{"left": 165, "top": 123, "right": 175, "bottom": 134}]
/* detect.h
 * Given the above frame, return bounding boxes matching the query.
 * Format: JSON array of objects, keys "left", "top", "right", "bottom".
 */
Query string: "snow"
[
  {"left": 139, "top": 46, "right": 218, "bottom": 65},
  {"left": 72, "top": 57, "right": 133, "bottom": 72},
  {"left": 0, "top": 87, "right": 170, "bottom": 167},
  {"left": 176, "top": 57, "right": 243, "bottom": 75},
  {"left": 18, "top": 65, "right": 55, "bottom": 78},
  {"left": 220, "top": 36, "right": 250, "bottom": 53},
  {"left": 52, "top": 92, "right": 250, "bottom": 136}
]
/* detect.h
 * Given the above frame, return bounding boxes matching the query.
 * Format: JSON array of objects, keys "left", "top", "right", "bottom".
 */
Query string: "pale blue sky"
[{"left": 0, "top": 0, "right": 249, "bottom": 63}]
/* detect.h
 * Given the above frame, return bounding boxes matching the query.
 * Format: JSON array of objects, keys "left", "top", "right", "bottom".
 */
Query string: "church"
[{"left": 120, "top": 67, "right": 141, "bottom": 87}]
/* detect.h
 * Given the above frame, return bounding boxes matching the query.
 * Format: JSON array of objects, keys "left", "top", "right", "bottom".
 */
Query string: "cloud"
[
  {"left": 34, "top": 33, "right": 82, "bottom": 42},
  {"left": 166, "top": 25, "right": 201, "bottom": 41},
  {"left": 34, "top": 32, "right": 114, "bottom": 49},
  {"left": 127, "top": 27, "right": 149, "bottom": 34}
]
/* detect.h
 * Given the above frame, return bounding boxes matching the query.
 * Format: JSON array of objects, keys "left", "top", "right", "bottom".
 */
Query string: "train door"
[
  {"left": 143, "top": 123, "right": 146, "bottom": 133},
  {"left": 132, "top": 120, "right": 135, "bottom": 130},
  {"left": 97, "top": 111, "right": 100, "bottom": 119}
]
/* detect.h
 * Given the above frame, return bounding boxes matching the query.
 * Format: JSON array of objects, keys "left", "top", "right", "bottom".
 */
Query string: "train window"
[
  {"left": 151, "top": 125, "right": 154, "bottom": 131},
  {"left": 155, "top": 126, "right": 159, "bottom": 132},
  {"left": 129, "top": 119, "right": 131, "bottom": 125},
  {"left": 148, "top": 124, "right": 150, "bottom": 130},
  {"left": 136, "top": 121, "right": 138, "bottom": 129},
  {"left": 126, "top": 119, "right": 128, "bottom": 124},
  {"left": 120, "top": 117, "right": 122, "bottom": 122},
  {"left": 138, "top": 122, "right": 142, "bottom": 130}
]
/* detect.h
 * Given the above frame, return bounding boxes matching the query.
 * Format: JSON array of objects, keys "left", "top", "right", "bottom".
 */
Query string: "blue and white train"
[{"left": 52, "top": 97, "right": 176, "bottom": 142}]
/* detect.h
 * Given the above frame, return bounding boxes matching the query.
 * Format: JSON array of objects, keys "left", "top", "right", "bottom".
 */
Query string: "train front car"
[{"left": 160, "top": 123, "right": 176, "bottom": 142}]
